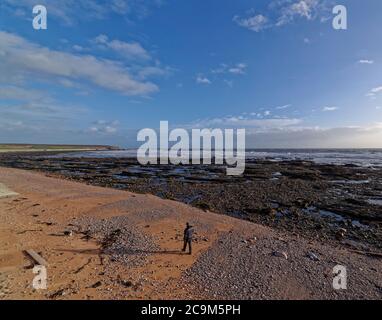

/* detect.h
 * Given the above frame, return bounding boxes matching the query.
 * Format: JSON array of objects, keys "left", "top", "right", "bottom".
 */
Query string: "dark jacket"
[{"left": 184, "top": 226, "right": 194, "bottom": 241}]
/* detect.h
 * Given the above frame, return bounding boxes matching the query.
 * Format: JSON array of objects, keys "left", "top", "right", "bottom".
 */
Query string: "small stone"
[
  {"left": 307, "top": 252, "right": 320, "bottom": 261},
  {"left": 90, "top": 281, "right": 102, "bottom": 288},
  {"left": 249, "top": 237, "right": 257, "bottom": 243},
  {"left": 272, "top": 251, "right": 288, "bottom": 260},
  {"left": 63, "top": 230, "right": 73, "bottom": 236},
  {"left": 336, "top": 228, "right": 347, "bottom": 239},
  {"left": 49, "top": 288, "right": 66, "bottom": 299}
]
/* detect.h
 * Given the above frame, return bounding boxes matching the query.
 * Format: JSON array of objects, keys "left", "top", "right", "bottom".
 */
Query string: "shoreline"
[
  {"left": 0, "top": 144, "right": 120, "bottom": 154},
  {"left": 1, "top": 152, "right": 381, "bottom": 251},
  {"left": 0, "top": 167, "right": 381, "bottom": 300}
]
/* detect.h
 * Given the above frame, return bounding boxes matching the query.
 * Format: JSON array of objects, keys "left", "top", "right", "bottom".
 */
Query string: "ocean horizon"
[{"left": 50, "top": 148, "right": 382, "bottom": 168}]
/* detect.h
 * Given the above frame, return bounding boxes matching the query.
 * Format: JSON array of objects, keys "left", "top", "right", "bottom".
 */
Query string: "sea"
[{"left": 51, "top": 149, "right": 382, "bottom": 168}]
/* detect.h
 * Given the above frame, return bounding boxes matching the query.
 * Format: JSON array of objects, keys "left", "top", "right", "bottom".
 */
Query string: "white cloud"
[
  {"left": 233, "top": 14, "right": 269, "bottom": 32},
  {"left": 322, "top": 106, "right": 339, "bottom": 112},
  {"left": 110, "top": 0, "right": 130, "bottom": 14},
  {"left": 211, "top": 63, "right": 247, "bottom": 77},
  {"left": 211, "top": 64, "right": 227, "bottom": 74},
  {"left": 87, "top": 120, "right": 119, "bottom": 135},
  {"left": 234, "top": 1, "right": 329, "bottom": 32},
  {"left": 207, "top": 63, "right": 247, "bottom": 88},
  {"left": 245, "top": 124, "right": 382, "bottom": 148},
  {"left": 0, "top": 86, "right": 45, "bottom": 101},
  {"left": 224, "top": 80, "right": 234, "bottom": 88},
  {"left": 93, "top": 34, "right": 151, "bottom": 61},
  {"left": 185, "top": 113, "right": 382, "bottom": 148},
  {"left": 228, "top": 63, "right": 247, "bottom": 75},
  {"left": 277, "top": 0, "right": 319, "bottom": 26},
  {"left": 72, "top": 45, "right": 87, "bottom": 52},
  {"left": 0, "top": 31, "right": 158, "bottom": 96},
  {"left": 0, "top": 99, "right": 87, "bottom": 136},
  {"left": 276, "top": 104, "right": 291, "bottom": 110},
  {"left": 366, "top": 86, "right": 382, "bottom": 98},
  {"left": 196, "top": 76, "right": 212, "bottom": 85},
  {"left": 185, "top": 114, "right": 302, "bottom": 131},
  {"left": 371, "top": 87, "right": 382, "bottom": 94},
  {"left": 137, "top": 66, "right": 172, "bottom": 80},
  {"left": 0, "top": 83, "right": 86, "bottom": 133},
  {"left": 358, "top": 59, "right": 374, "bottom": 64}
]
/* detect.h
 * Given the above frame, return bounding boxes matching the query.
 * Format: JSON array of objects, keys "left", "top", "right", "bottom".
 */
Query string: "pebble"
[
  {"left": 272, "top": 251, "right": 288, "bottom": 260},
  {"left": 307, "top": 252, "right": 320, "bottom": 261}
]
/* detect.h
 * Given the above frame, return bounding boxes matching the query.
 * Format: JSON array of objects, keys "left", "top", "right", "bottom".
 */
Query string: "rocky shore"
[{"left": 0, "top": 153, "right": 381, "bottom": 251}]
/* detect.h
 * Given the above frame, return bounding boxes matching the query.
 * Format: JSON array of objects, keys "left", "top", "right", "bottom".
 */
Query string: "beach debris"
[
  {"left": 49, "top": 288, "right": 66, "bottom": 299},
  {"left": 307, "top": 252, "right": 320, "bottom": 261},
  {"left": 195, "top": 202, "right": 210, "bottom": 212},
  {"left": 294, "top": 199, "right": 311, "bottom": 208},
  {"left": 118, "top": 278, "right": 133, "bottom": 288},
  {"left": 336, "top": 228, "right": 347, "bottom": 239},
  {"left": 90, "top": 281, "right": 102, "bottom": 289},
  {"left": 17, "top": 229, "right": 43, "bottom": 234},
  {"left": 80, "top": 230, "right": 92, "bottom": 241},
  {"left": 39, "top": 221, "right": 55, "bottom": 226},
  {"left": 342, "top": 239, "right": 370, "bottom": 251},
  {"left": 24, "top": 249, "right": 49, "bottom": 266},
  {"left": 262, "top": 208, "right": 277, "bottom": 217},
  {"left": 272, "top": 251, "right": 288, "bottom": 260},
  {"left": 348, "top": 250, "right": 382, "bottom": 259},
  {"left": 74, "top": 258, "right": 92, "bottom": 274}
]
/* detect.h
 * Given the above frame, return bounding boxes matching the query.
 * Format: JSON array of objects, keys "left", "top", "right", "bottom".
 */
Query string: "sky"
[{"left": 0, "top": 0, "right": 382, "bottom": 148}]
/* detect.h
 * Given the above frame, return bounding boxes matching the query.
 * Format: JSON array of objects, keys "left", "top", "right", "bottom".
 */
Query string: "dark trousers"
[{"left": 182, "top": 239, "right": 192, "bottom": 254}]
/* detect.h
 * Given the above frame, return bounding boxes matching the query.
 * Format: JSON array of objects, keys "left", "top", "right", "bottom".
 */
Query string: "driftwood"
[
  {"left": 17, "top": 229, "right": 43, "bottom": 234},
  {"left": 73, "top": 258, "right": 92, "bottom": 274},
  {"left": 349, "top": 249, "right": 382, "bottom": 259},
  {"left": 24, "top": 249, "right": 49, "bottom": 266}
]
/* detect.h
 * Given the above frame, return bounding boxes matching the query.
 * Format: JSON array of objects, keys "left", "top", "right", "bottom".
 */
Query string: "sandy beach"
[{"left": 0, "top": 167, "right": 381, "bottom": 300}]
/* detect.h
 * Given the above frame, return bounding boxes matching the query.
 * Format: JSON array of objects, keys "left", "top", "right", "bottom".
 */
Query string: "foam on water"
[
  {"left": 247, "top": 149, "right": 382, "bottom": 167},
  {"left": 51, "top": 149, "right": 382, "bottom": 167},
  {"left": 367, "top": 199, "right": 382, "bottom": 206}
]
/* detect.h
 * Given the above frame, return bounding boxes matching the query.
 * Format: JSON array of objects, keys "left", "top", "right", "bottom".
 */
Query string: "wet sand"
[{"left": 0, "top": 167, "right": 381, "bottom": 300}]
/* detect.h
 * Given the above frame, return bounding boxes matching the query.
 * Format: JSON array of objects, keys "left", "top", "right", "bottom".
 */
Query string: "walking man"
[{"left": 182, "top": 222, "right": 194, "bottom": 255}]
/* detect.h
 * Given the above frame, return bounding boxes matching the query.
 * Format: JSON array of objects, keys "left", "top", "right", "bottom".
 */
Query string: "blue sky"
[{"left": 0, "top": 0, "right": 382, "bottom": 148}]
